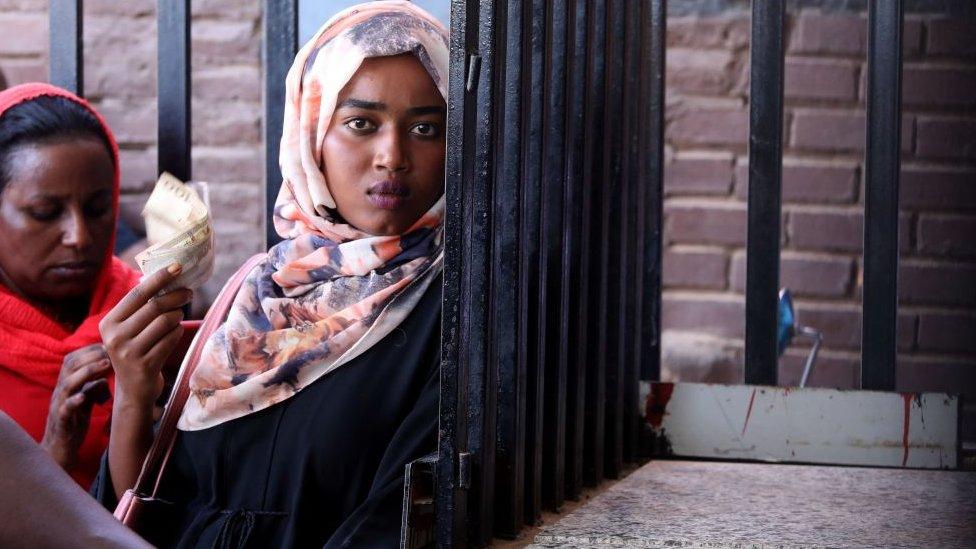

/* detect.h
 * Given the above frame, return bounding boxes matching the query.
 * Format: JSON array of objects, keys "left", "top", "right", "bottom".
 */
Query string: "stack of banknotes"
[{"left": 135, "top": 172, "right": 215, "bottom": 292}]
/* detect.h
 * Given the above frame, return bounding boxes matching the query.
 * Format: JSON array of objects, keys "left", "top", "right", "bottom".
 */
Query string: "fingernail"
[{"left": 167, "top": 263, "right": 182, "bottom": 274}]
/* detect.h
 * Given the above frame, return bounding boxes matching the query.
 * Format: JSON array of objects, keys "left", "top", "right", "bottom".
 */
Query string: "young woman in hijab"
[
  {"left": 0, "top": 84, "right": 142, "bottom": 487},
  {"left": 95, "top": 2, "right": 449, "bottom": 546}
]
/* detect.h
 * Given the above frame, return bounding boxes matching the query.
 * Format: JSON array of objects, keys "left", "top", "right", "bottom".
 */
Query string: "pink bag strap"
[{"left": 131, "top": 253, "right": 267, "bottom": 497}]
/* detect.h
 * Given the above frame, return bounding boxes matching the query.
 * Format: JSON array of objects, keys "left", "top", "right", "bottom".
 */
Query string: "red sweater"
[{"left": 0, "top": 258, "right": 140, "bottom": 487}]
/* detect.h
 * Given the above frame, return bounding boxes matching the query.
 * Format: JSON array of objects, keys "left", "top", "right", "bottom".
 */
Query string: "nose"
[
  {"left": 62, "top": 208, "right": 93, "bottom": 251},
  {"left": 374, "top": 127, "right": 409, "bottom": 174}
]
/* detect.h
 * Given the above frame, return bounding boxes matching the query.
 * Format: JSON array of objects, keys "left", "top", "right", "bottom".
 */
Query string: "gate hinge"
[{"left": 458, "top": 451, "right": 472, "bottom": 490}]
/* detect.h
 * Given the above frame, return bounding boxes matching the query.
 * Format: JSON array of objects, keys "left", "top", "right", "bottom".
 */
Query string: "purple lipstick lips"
[{"left": 367, "top": 180, "right": 410, "bottom": 210}]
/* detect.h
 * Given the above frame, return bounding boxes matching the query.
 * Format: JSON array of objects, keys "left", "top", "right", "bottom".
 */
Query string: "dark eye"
[
  {"left": 345, "top": 118, "right": 375, "bottom": 132},
  {"left": 27, "top": 205, "right": 61, "bottom": 222},
  {"left": 411, "top": 122, "right": 439, "bottom": 138}
]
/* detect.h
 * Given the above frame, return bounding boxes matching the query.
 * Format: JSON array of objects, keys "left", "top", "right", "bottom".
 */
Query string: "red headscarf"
[{"left": 0, "top": 83, "right": 141, "bottom": 487}]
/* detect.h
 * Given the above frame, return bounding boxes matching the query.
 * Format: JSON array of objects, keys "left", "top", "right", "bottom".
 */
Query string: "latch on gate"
[{"left": 458, "top": 451, "right": 472, "bottom": 490}]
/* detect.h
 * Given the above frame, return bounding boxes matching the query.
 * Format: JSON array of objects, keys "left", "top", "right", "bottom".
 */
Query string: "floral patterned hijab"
[{"left": 178, "top": 1, "right": 449, "bottom": 430}]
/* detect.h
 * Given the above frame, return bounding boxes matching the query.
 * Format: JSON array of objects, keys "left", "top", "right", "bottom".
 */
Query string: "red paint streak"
[
  {"left": 902, "top": 393, "right": 913, "bottom": 467},
  {"left": 645, "top": 382, "right": 674, "bottom": 429},
  {"left": 742, "top": 388, "right": 757, "bottom": 436},
  {"left": 782, "top": 386, "right": 793, "bottom": 396}
]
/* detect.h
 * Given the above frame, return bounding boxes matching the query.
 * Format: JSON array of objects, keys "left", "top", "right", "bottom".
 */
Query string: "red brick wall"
[
  {"left": 663, "top": 9, "right": 976, "bottom": 399},
  {"left": 1, "top": 3, "right": 972, "bottom": 398}
]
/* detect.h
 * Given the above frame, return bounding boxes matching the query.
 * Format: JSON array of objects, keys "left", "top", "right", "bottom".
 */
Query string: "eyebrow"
[{"left": 336, "top": 98, "right": 445, "bottom": 117}]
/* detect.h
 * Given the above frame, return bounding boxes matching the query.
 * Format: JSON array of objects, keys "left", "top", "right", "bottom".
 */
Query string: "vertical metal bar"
[
  {"left": 640, "top": 0, "right": 666, "bottom": 384},
  {"left": 262, "top": 0, "right": 298, "bottom": 248},
  {"left": 463, "top": 0, "right": 499, "bottom": 542},
  {"left": 157, "top": 0, "right": 191, "bottom": 181},
  {"left": 520, "top": 0, "right": 546, "bottom": 524},
  {"left": 492, "top": 0, "right": 524, "bottom": 538},
  {"left": 744, "top": 0, "right": 785, "bottom": 386},
  {"left": 621, "top": 0, "right": 642, "bottom": 465},
  {"left": 541, "top": 0, "right": 569, "bottom": 511},
  {"left": 438, "top": 0, "right": 477, "bottom": 544},
  {"left": 563, "top": 0, "right": 589, "bottom": 500},
  {"left": 862, "top": 1, "right": 903, "bottom": 392},
  {"left": 49, "top": 0, "right": 83, "bottom": 95},
  {"left": 582, "top": 0, "right": 607, "bottom": 487},
  {"left": 602, "top": 0, "right": 626, "bottom": 480}
]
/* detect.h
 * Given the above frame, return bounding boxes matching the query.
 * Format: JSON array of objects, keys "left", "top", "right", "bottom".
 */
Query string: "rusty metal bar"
[
  {"left": 262, "top": 0, "right": 298, "bottom": 248},
  {"left": 862, "top": 0, "right": 903, "bottom": 391},
  {"left": 744, "top": 0, "right": 785, "bottom": 386},
  {"left": 49, "top": 0, "right": 83, "bottom": 96}
]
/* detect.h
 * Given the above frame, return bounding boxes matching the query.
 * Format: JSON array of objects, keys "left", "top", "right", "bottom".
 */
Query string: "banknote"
[{"left": 135, "top": 172, "right": 215, "bottom": 292}]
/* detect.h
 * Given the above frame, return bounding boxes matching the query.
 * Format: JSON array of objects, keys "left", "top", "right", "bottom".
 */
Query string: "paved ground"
[{"left": 528, "top": 459, "right": 976, "bottom": 548}]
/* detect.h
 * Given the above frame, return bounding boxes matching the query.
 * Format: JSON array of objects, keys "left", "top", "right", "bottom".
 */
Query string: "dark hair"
[{"left": 0, "top": 95, "right": 114, "bottom": 193}]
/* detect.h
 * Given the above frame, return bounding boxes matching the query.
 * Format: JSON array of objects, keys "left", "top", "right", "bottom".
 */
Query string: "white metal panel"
[{"left": 646, "top": 382, "right": 959, "bottom": 469}]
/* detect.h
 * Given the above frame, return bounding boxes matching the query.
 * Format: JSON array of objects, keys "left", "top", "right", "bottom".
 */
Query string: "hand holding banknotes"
[{"left": 135, "top": 172, "right": 215, "bottom": 293}]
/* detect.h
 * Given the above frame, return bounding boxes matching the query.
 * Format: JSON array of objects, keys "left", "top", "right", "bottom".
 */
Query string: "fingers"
[
  {"left": 142, "top": 324, "right": 185, "bottom": 371},
  {"left": 130, "top": 309, "right": 186, "bottom": 353},
  {"left": 102, "top": 263, "right": 184, "bottom": 326},
  {"left": 58, "top": 359, "right": 112, "bottom": 398},
  {"left": 60, "top": 344, "right": 109, "bottom": 378},
  {"left": 81, "top": 378, "right": 112, "bottom": 405},
  {"left": 111, "top": 288, "right": 192, "bottom": 343}
]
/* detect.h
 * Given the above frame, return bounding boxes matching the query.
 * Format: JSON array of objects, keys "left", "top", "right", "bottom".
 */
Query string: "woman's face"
[
  {"left": 322, "top": 53, "right": 446, "bottom": 236},
  {"left": 0, "top": 138, "right": 114, "bottom": 304}
]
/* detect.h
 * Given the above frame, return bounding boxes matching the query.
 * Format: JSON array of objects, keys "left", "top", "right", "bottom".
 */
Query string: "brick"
[
  {"left": 900, "top": 166, "right": 976, "bottom": 212},
  {"left": 791, "top": 109, "right": 864, "bottom": 152},
  {"left": 666, "top": 48, "right": 740, "bottom": 96},
  {"left": 917, "top": 313, "right": 976, "bottom": 354},
  {"left": 729, "top": 251, "right": 853, "bottom": 298},
  {"left": 778, "top": 351, "right": 858, "bottom": 389},
  {"left": 192, "top": 65, "right": 262, "bottom": 102},
  {"left": 902, "top": 65, "right": 976, "bottom": 109},
  {"left": 662, "top": 293, "right": 744, "bottom": 339},
  {"left": 668, "top": 106, "right": 748, "bottom": 147},
  {"left": 793, "top": 304, "right": 916, "bottom": 352},
  {"left": 0, "top": 13, "right": 46, "bottom": 55},
  {"left": 665, "top": 202, "right": 747, "bottom": 246},
  {"left": 899, "top": 261, "right": 976, "bottom": 306},
  {"left": 0, "top": 59, "right": 46, "bottom": 88},
  {"left": 667, "top": 16, "right": 750, "bottom": 50},
  {"left": 0, "top": 0, "right": 47, "bottom": 9},
  {"left": 791, "top": 109, "right": 913, "bottom": 154},
  {"left": 915, "top": 117, "right": 976, "bottom": 160},
  {"left": 788, "top": 13, "right": 866, "bottom": 56},
  {"left": 735, "top": 159, "right": 859, "bottom": 204},
  {"left": 192, "top": 100, "right": 261, "bottom": 146},
  {"left": 897, "top": 359, "right": 976, "bottom": 396},
  {"left": 85, "top": 0, "right": 153, "bottom": 16},
  {"left": 788, "top": 209, "right": 912, "bottom": 254},
  {"left": 902, "top": 18, "right": 924, "bottom": 58},
  {"left": 117, "top": 148, "right": 157, "bottom": 193},
  {"left": 926, "top": 18, "right": 976, "bottom": 57},
  {"left": 193, "top": 19, "right": 261, "bottom": 65},
  {"left": 785, "top": 58, "right": 859, "bottom": 102},
  {"left": 93, "top": 98, "right": 156, "bottom": 144},
  {"left": 193, "top": 0, "right": 262, "bottom": 19},
  {"left": 665, "top": 152, "right": 734, "bottom": 196},
  {"left": 663, "top": 247, "right": 728, "bottom": 290},
  {"left": 917, "top": 215, "right": 976, "bottom": 259},
  {"left": 208, "top": 182, "right": 263, "bottom": 229},
  {"left": 192, "top": 146, "right": 263, "bottom": 184}
]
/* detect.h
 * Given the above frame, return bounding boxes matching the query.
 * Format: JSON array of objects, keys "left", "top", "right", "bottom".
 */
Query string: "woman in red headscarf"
[{"left": 0, "top": 83, "right": 141, "bottom": 487}]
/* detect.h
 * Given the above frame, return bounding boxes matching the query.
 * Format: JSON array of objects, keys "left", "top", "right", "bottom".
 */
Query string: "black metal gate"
[{"left": 47, "top": 0, "right": 905, "bottom": 546}]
